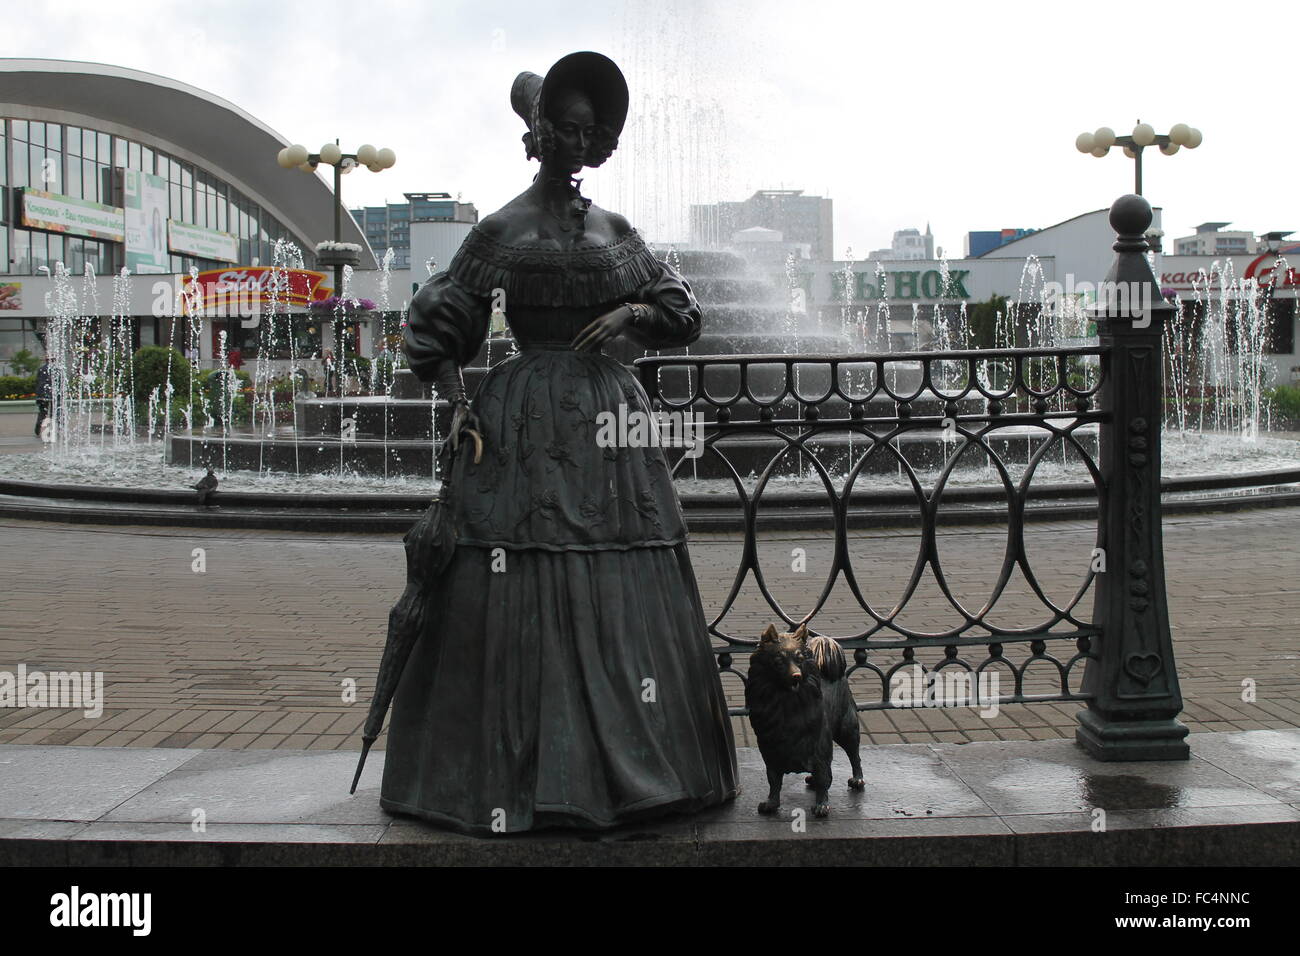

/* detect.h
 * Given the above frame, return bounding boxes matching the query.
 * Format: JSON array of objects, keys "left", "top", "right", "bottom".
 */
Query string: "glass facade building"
[{"left": 2, "top": 117, "right": 307, "bottom": 278}]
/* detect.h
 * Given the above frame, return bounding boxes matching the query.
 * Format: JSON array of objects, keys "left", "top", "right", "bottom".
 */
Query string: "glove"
[
  {"left": 431, "top": 358, "right": 482, "bottom": 462},
  {"left": 571, "top": 303, "right": 654, "bottom": 351}
]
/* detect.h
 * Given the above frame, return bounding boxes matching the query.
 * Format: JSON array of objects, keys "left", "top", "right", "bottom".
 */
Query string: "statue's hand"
[
  {"left": 449, "top": 400, "right": 483, "bottom": 464},
  {"left": 572, "top": 305, "right": 635, "bottom": 352}
]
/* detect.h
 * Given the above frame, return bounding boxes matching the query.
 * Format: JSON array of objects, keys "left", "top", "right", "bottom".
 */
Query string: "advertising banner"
[
  {"left": 20, "top": 188, "right": 125, "bottom": 243},
  {"left": 1159, "top": 246, "right": 1300, "bottom": 295},
  {"left": 168, "top": 220, "right": 239, "bottom": 263},
  {"left": 123, "top": 170, "right": 170, "bottom": 274},
  {"left": 181, "top": 267, "right": 330, "bottom": 313}
]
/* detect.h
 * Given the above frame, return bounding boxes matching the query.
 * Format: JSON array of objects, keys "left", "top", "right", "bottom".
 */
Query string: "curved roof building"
[{"left": 0, "top": 58, "right": 377, "bottom": 278}]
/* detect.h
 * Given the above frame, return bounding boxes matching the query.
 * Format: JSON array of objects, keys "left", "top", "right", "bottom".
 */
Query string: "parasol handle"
[{"left": 349, "top": 736, "right": 377, "bottom": 795}]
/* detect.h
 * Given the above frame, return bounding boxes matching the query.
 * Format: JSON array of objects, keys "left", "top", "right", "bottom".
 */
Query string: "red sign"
[
  {"left": 1160, "top": 245, "right": 1300, "bottom": 293},
  {"left": 1242, "top": 246, "right": 1300, "bottom": 287},
  {"left": 182, "top": 267, "right": 332, "bottom": 312}
]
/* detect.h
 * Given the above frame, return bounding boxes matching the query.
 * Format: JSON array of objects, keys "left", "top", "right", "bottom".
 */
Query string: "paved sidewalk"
[
  {"left": 0, "top": 405, "right": 42, "bottom": 456},
  {"left": 0, "top": 507, "right": 1297, "bottom": 751},
  {"left": 2, "top": 731, "right": 1297, "bottom": 865}
]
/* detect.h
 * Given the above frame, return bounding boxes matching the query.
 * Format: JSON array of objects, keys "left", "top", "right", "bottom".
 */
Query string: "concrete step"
[{"left": 0, "top": 731, "right": 1295, "bottom": 865}]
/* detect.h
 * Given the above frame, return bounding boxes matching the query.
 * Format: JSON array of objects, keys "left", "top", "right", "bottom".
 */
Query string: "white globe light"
[
  {"left": 1091, "top": 146, "right": 1109, "bottom": 158},
  {"left": 1075, "top": 132, "right": 1096, "bottom": 153},
  {"left": 1123, "top": 146, "right": 1136, "bottom": 159},
  {"left": 1169, "top": 123, "right": 1191, "bottom": 146},
  {"left": 1132, "top": 123, "right": 1156, "bottom": 147},
  {"left": 356, "top": 144, "right": 378, "bottom": 166},
  {"left": 285, "top": 144, "right": 309, "bottom": 167},
  {"left": 377, "top": 147, "right": 396, "bottom": 169},
  {"left": 319, "top": 143, "right": 342, "bottom": 165},
  {"left": 276, "top": 147, "right": 294, "bottom": 169},
  {"left": 367, "top": 162, "right": 384, "bottom": 173},
  {"left": 1186, "top": 127, "right": 1203, "bottom": 148},
  {"left": 1093, "top": 126, "right": 1116, "bottom": 149},
  {"left": 1160, "top": 142, "right": 1180, "bottom": 156},
  {"left": 297, "top": 162, "right": 315, "bottom": 173}
]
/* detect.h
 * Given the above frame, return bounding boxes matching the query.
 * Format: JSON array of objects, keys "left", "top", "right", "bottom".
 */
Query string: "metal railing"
[{"left": 637, "top": 195, "right": 1190, "bottom": 761}]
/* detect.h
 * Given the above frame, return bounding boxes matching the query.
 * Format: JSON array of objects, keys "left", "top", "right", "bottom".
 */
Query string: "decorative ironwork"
[
  {"left": 636, "top": 195, "right": 1189, "bottom": 762},
  {"left": 638, "top": 346, "right": 1108, "bottom": 713}
]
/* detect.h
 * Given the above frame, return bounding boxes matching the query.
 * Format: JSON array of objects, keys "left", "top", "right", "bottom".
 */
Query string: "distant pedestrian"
[
  {"left": 323, "top": 349, "right": 337, "bottom": 394},
  {"left": 228, "top": 348, "right": 244, "bottom": 371},
  {"left": 34, "top": 357, "right": 52, "bottom": 439}
]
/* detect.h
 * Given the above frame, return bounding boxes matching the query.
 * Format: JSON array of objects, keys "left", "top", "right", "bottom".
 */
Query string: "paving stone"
[
  {"left": 0, "top": 510, "right": 1296, "bottom": 750},
  {"left": 0, "top": 745, "right": 197, "bottom": 820}
]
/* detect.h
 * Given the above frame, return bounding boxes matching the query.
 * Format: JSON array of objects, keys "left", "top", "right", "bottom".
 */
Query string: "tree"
[
  {"left": 966, "top": 294, "right": 1008, "bottom": 351},
  {"left": 132, "top": 346, "right": 192, "bottom": 415},
  {"left": 8, "top": 348, "right": 40, "bottom": 376}
]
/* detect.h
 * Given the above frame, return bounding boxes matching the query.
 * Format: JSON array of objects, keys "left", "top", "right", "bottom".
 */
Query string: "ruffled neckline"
[{"left": 446, "top": 224, "right": 663, "bottom": 308}]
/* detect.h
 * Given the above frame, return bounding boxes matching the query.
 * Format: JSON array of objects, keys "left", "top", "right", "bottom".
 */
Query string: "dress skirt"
[
  {"left": 379, "top": 541, "right": 738, "bottom": 834},
  {"left": 379, "top": 348, "right": 738, "bottom": 834}
]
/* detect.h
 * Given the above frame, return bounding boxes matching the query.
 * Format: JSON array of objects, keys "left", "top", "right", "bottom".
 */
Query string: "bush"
[
  {"left": 8, "top": 349, "right": 40, "bottom": 376},
  {"left": 197, "top": 368, "right": 252, "bottom": 425},
  {"left": 1266, "top": 384, "right": 1300, "bottom": 426},
  {"left": 350, "top": 356, "right": 371, "bottom": 386},
  {"left": 369, "top": 355, "right": 397, "bottom": 392},
  {"left": 0, "top": 375, "right": 36, "bottom": 400},
  {"left": 132, "top": 347, "right": 191, "bottom": 413},
  {"left": 967, "top": 294, "right": 1008, "bottom": 351}
]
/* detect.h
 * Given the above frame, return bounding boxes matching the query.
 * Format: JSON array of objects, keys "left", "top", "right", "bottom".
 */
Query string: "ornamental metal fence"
[{"left": 637, "top": 196, "right": 1189, "bottom": 761}]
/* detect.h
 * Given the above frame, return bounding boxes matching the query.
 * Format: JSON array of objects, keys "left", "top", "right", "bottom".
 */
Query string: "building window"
[
  {"left": 9, "top": 135, "right": 26, "bottom": 188},
  {"left": 1269, "top": 299, "right": 1296, "bottom": 355},
  {"left": 10, "top": 229, "right": 29, "bottom": 274},
  {"left": 29, "top": 231, "right": 47, "bottom": 274}
]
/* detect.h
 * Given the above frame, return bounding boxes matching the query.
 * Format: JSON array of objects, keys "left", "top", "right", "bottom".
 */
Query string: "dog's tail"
[{"left": 807, "top": 634, "right": 847, "bottom": 682}]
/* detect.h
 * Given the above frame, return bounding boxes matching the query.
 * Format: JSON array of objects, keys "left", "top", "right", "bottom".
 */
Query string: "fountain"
[{"left": 3, "top": 235, "right": 1299, "bottom": 509}]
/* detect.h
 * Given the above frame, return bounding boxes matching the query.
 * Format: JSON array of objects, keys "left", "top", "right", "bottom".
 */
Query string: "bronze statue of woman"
[{"left": 382, "top": 51, "right": 738, "bottom": 834}]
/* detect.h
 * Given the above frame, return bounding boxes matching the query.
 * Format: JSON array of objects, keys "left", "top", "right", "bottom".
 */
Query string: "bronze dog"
[{"left": 745, "top": 623, "right": 865, "bottom": 816}]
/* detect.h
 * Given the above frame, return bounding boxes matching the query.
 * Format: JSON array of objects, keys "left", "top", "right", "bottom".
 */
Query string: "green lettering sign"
[
  {"left": 855, "top": 273, "right": 878, "bottom": 300},
  {"left": 894, "top": 271, "right": 921, "bottom": 299},
  {"left": 945, "top": 270, "right": 971, "bottom": 298}
]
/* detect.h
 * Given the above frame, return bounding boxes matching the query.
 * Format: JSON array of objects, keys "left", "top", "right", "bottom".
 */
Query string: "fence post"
[{"left": 1076, "top": 194, "right": 1190, "bottom": 761}]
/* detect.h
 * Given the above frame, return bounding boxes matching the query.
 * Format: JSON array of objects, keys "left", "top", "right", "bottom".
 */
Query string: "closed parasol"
[{"left": 349, "top": 426, "right": 482, "bottom": 794}]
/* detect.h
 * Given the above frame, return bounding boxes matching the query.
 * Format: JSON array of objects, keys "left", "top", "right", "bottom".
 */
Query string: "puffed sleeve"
[
  {"left": 401, "top": 272, "right": 491, "bottom": 380},
  {"left": 625, "top": 260, "right": 703, "bottom": 349}
]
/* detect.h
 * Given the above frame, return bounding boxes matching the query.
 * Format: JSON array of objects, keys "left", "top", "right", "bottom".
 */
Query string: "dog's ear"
[
  {"left": 792, "top": 623, "right": 809, "bottom": 644},
  {"left": 760, "top": 623, "right": 780, "bottom": 644}
]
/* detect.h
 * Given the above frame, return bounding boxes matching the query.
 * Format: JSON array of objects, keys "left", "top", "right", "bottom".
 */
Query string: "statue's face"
[{"left": 548, "top": 93, "right": 598, "bottom": 174}]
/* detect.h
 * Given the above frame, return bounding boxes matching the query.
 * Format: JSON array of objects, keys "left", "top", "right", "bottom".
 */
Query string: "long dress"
[{"left": 380, "top": 208, "right": 738, "bottom": 834}]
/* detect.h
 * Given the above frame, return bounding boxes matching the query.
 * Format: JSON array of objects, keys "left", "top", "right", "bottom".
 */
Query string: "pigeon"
[{"left": 192, "top": 467, "right": 219, "bottom": 506}]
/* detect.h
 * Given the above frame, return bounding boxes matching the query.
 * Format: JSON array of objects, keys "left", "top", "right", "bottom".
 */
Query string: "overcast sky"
[{"left": 8, "top": 0, "right": 1295, "bottom": 258}]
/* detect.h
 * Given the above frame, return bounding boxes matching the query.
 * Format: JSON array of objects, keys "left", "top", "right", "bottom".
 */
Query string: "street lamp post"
[
  {"left": 1075, "top": 122, "right": 1202, "bottom": 196},
  {"left": 276, "top": 141, "right": 396, "bottom": 384},
  {"left": 276, "top": 141, "right": 397, "bottom": 293}
]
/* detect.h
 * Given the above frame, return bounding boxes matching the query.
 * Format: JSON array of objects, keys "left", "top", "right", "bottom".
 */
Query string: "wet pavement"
[
  {"left": 1, "top": 730, "right": 1295, "bottom": 865},
  {"left": 1, "top": 507, "right": 1297, "bottom": 751}
]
